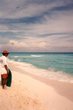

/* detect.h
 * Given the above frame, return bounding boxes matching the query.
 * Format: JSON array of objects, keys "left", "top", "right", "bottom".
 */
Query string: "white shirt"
[{"left": 0, "top": 55, "right": 8, "bottom": 75}]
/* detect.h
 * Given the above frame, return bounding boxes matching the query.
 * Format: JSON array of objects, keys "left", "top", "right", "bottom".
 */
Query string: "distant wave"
[
  {"left": 11, "top": 55, "right": 32, "bottom": 58},
  {"left": 13, "top": 56, "right": 19, "bottom": 58},
  {"left": 12, "top": 55, "right": 44, "bottom": 58},
  {"left": 30, "top": 55, "right": 44, "bottom": 57}
]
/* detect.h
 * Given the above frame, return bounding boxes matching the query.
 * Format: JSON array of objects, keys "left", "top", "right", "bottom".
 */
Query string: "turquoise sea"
[
  {"left": 8, "top": 52, "right": 73, "bottom": 74},
  {"left": 0, "top": 52, "right": 73, "bottom": 82}
]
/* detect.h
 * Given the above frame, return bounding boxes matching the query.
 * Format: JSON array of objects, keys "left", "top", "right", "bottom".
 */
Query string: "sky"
[{"left": 0, "top": 0, "right": 73, "bottom": 52}]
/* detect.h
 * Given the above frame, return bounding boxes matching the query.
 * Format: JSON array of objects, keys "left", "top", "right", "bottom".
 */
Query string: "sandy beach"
[{"left": 0, "top": 61, "right": 73, "bottom": 110}]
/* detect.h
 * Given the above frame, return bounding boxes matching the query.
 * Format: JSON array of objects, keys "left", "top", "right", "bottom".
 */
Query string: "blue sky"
[{"left": 0, "top": 0, "right": 73, "bottom": 52}]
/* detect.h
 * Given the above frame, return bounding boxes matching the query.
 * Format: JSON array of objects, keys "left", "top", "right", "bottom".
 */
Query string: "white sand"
[{"left": 0, "top": 61, "right": 73, "bottom": 110}]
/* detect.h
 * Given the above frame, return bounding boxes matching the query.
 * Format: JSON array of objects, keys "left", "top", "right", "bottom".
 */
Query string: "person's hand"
[{"left": 7, "top": 69, "right": 9, "bottom": 74}]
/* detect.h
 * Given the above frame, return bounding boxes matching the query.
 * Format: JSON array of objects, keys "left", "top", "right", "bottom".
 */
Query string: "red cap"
[{"left": 2, "top": 50, "right": 9, "bottom": 54}]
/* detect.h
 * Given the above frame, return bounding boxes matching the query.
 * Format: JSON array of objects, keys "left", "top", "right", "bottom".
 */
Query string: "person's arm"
[
  {"left": 3, "top": 56, "right": 9, "bottom": 73},
  {"left": 4, "top": 65, "right": 8, "bottom": 71},
  {"left": 4, "top": 65, "right": 9, "bottom": 73}
]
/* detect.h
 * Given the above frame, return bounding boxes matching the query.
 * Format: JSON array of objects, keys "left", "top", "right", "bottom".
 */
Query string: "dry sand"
[{"left": 0, "top": 61, "right": 73, "bottom": 110}]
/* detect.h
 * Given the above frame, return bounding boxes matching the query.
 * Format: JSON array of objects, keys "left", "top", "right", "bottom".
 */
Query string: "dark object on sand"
[{"left": 6, "top": 69, "right": 12, "bottom": 87}]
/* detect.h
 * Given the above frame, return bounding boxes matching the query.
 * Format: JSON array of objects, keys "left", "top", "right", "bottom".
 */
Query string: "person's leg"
[
  {"left": 1, "top": 76, "right": 5, "bottom": 89},
  {"left": 1, "top": 75, "right": 2, "bottom": 85},
  {"left": 1, "top": 74, "right": 8, "bottom": 89},
  {"left": 2, "top": 78, "right": 8, "bottom": 89}
]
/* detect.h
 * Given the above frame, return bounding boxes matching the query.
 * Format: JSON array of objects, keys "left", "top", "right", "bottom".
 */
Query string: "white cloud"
[
  {"left": 0, "top": 0, "right": 73, "bottom": 52},
  {"left": 0, "top": 33, "right": 73, "bottom": 52}
]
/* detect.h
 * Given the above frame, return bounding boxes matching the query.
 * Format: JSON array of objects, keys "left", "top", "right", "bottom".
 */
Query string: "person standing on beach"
[{"left": 0, "top": 50, "right": 10, "bottom": 89}]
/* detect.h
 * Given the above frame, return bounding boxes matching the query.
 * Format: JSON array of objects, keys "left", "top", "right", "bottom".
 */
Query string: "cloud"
[
  {"left": 0, "top": 32, "right": 73, "bottom": 52},
  {"left": 0, "top": 0, "right": 73, "bottom": 52}
]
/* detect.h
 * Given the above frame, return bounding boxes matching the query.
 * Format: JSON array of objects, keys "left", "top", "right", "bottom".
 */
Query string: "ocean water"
[{"left": 0, "top": 52, "right": 73, "bottom": 82}]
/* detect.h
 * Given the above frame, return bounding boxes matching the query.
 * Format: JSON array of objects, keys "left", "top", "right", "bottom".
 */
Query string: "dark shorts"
[
  {"left": 1, "top": 74, "right": 8, "bottom": 79},
  {"left": 1, "top": 74, "right": 8, "bottom": 85}
]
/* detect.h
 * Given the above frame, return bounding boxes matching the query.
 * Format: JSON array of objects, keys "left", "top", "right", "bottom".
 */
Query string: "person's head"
[{"left": 2, "top": 50, "right": 9, "bottom": 57}]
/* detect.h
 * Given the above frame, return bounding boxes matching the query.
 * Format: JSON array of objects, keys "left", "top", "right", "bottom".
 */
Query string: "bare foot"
[{"left": 2, "top": 85, "right": 7, "bottom": 89}]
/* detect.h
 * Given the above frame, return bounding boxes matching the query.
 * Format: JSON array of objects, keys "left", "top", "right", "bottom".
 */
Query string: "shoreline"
[
  {"left": 0, "top": 60, "right": 73, "bottom": 110},
  {"left": 9, "top": 60, "right": 73, "bottom": 83},
  {"left": 9, "top": 61, "right": 73, "bottom": 102}
]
